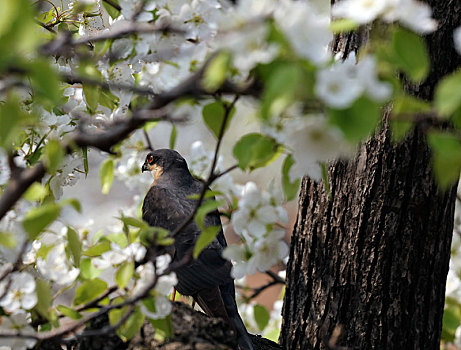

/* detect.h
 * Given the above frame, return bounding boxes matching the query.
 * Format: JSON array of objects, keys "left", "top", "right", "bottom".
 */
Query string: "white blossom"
[
  {"left": 274, "top": 0, "right": 332, "bottom": 65},
  {"left": 0, "top": 311, "right": 37, "bottom": 350},
  {"left": 332, "top": 0, "right": 387, "bottom": 24},
  {"left": 36, "top": 242, "right": 80, "bottom": 285},
  {"left": 133, "top": 258, "right": 177, "bottom": 319},
  {"left": 384, "top": 0, "right": 437, "bottom": 34},
  {"left": 0, "top": 272, "right": 37, "bottom": 313},
  {"left": 454, "top": 26, "right": 461, "bottom": 55},
  {"left": 284, "top": 116, "right": 353, "bottom": 181},
  {"left": 0, "top": 149, "right": 10, "bottom": 186},
  {"left": 92, "top": 242, "right": 146, "bottom": 269},
  {"left": 315, "top": 62, "right": 363, "bottom": 109},
  {"left": 119, "top": 0, "right": 156, "bottom": 21},
  {"left": 231, "top": 182, "right": 278, "bottom": 238},
  {"left": 222, "top": 244, "right": 256, "bottom": 279},
  {"left": 333, "top": 0, "right": 437, "bottom": 34},
  {"left": 251, "top": 229, "right": 289, "bottom": 272}
]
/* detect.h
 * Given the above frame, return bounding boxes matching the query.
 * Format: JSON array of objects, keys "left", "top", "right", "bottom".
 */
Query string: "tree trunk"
[{"left": 280, "top": 1, "right": 461, "bottom": 349}]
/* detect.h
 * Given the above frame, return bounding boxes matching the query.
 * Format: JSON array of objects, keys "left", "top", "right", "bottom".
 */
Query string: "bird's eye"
[{"left": 148, "top": 155, "right": 154, "bottom": 164}]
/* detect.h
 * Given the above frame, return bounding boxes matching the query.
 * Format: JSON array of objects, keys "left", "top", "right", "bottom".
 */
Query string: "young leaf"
[
  {"left": 193, "top": 225, "right": 221, "bottom": 259},
  {"left": 427, "top": 131, "right": 461, "bottom": 188},
  {"left": 169, "top": 124, "right": 177, "bottom": 149},
  {"left": 74, "top": 279, "right": 107, "bottom": 305},
  {"left": 195, "top": 200, "right": 224, "bottom": 229},
  {"left": 233, "top": 133, "right": 281, "bottom": 170},
  {"left": 82, "top": 147, "right": 89, "bottom": 176},
  {"left": 116, "top": 306, "right": 145, "bottom": 342},
  {"left": 115, "top": 261, "right": 134, "bottom": 289},
  {"left": 24, "top": 183, "right": 48, "bottom": 202},
  {"left": 22, "top": 204, "right": 61, "bottom": 240},
  {"left": 149, "top": 314, "right": 173, "bottom": 341},
  {"left": 202, "top": 51, "right": 230, "bottom": 92},
  {"left": 83, "top": 84, "right": 101, "bottom": 113},
  {"left": 29, "top": 59, "right": 61, "bottom": 104},
  {"left": 80, "top": 258, "right": 101, "bottom": 280},
  {"left": 0, "top": 232, "right": 16, "bottom": 248},
  {"left": 35, "top": 279, "right": 53, "bottom": 320},
  {"left": 202, "top": 101, "right": 235, "bottom": 139},
  {"left": 44, "top": 139, "right": 64, "bottom": 173},
  {"left": 100, "top": 158, "right": 114, "bottom": 194},
  {"left": 83, "top": 241, "right": 111, "bottom": 257},
  {"left": 253, "top": 304, "right": 270, "bottom": 331},
  {"left": 282, "top": 155, "right": 300, "bottom": 201},
  {"left": 261, "top": 64, "right": 303, "bottom": 119},
  {"left": 67, "top": 227, "right": 82, "bottom": 267},
  {"left": 391, "top": 28, "right": 429, "bottom": 83},
  {"left": 102, "top": 0, "right": 121, "bottom": 20},
  {"left": 57, "top": 305, "right": 83, "bottom": 320},
  {"left": 329, "top": 96, "right": 380, "bottom": 142},
  {"left": 434, "top": 70, "right": 461, "bottom": 117}
]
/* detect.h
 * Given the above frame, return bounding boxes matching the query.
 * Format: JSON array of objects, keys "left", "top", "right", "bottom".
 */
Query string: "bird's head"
[{"left": 141, "top": 149, "right": 189, "bottom": 183}]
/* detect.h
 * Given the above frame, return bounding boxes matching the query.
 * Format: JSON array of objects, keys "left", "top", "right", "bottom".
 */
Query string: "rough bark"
[{"left": 280, "top": 0, "right": 461, "bottom": 349}]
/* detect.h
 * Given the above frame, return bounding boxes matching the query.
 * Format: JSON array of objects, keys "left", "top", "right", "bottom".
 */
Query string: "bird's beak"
[{"left": 141, "top": 162, "right": 149, "bottom": 173}]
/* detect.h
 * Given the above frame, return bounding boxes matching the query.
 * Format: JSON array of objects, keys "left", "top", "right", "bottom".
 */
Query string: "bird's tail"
[{"left": 220, "top": 282, "right": 254, "bottom": 350}]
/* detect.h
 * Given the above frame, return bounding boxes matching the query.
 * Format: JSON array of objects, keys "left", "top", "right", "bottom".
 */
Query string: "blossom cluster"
[
  {"left": 332, "top": 0, "right": 438, "bottom": 34},
  {"left": 0, "top": 0, "right": 452, "bottom": 347}
]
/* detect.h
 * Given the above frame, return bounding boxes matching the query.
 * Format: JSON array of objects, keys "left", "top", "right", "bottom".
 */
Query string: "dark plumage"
[{"left": 141, "top": 149, "right": 254, "bottom": 350}]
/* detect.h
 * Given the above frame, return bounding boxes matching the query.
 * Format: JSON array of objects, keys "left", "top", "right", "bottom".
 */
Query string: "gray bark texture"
[{"left": 280, "top": 0, "right": 461, "bottom": 349}]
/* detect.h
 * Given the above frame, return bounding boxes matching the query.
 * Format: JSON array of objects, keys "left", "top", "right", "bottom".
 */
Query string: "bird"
[{"left": 141, "top": 148, "right": 254, "bottom": 350}]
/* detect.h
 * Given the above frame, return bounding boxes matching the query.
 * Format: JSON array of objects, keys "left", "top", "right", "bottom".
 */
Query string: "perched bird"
[{"left": 141, "top": 149, "right": 254, "bottom": 350}]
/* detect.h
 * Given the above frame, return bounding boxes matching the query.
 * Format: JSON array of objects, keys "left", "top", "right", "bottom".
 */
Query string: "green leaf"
[
  {"left": 329, "top": 96, "right": 381, "bottom": 142},
  {"left": 106, "top": 232, "right": 128, "bottom": 248},
  {"left": 57, "top": 305, "right": 82, "bottom": 320},
  {"left": 253, "top": 304, "right": 270, "bottom": 331},
  {"left": 22, "top": 204, "right": 61, "bottom": 240},
  {"left": 195, "top": 200, "right": 224, "bottom": 229},
  {"left": 434, "top": 70, "right": 461, "bottom": 117},
  {"left": 169, "top": 125, "right": 177, "bottom": 149},
  {"left": 100, "top": 158, "right": 114, "bottom": 194},
  {"left": 149, "top": 314, "right": 173, "bottom": 341},
  {"left": 329, "top": 19, "right": 359, "bottom": 33},
  {"left": 391, "top": 28, "right": 429, "bottom": 83},
  {"left": 83, "top": 84, "right": 100, "bottom": 113},
  {"left": 0, "top": 232, "right": 16, "bottom": 248},
  {"left": 44, "top": 139, "right": 64, "bottom": 173},
  {"left": 0, "top": 96, "right": 30, "bottom": 148},
  {"left": 427, "top": 131, "right": 461, "bottom": 188},
  {"left": 193, "top": 225, "right": 221, "bottom": 259},
  {"left": 102, "top": 0, "right": 121, "bottom": 20},
  {"left": 281, "top": 155, "right": 300, "bottom": 201},
  {"left": 74, "top": 279, "right": 107, "bottom": 305},
  {"left": 67, "top": 227, "right": 82, "bottom": 267},
  {"left": 233, "top": 133, "right": 281, "bottom": 170},
  {"left": 83, "top": 241, "right": 111, "bottom": 257},
  {"left": 82, "top": 147, "right": 89, "bottom": 176},
  {"left": 29, "top": 59, "right": 61, "bottom": 104},
  {"left": 80, "top": 258, "right": 101, "bottom": 279},
  {"left": 110, "top": 305, "right": 145, "bottom": 342},
  {"left": 121, "top": 216, "right": 148, "bottom": 228},
  {"left": 115, "top": 261, "right": 134, "bottom": 289},
  {"left": 202, "top": 51, "right": 230, "bottom": 92},
  {"left": 202, "top": 101, "right": 235, "bottom": 139},
  {"left": 24, "top": 183, "right": 48, "bottom": 202},
  {"left": 390, "top": 94, "right": 430, "bottom": 141},
  {"left": 261, "top": 64, "right": 303, "bottom": 119},
  {"left": 60, "top": 198, "right": 82, "bottom": 213},
  {"left": 35, "top": 279, "right": 53, "bottom": 319},
  {"left": 442, "top": 305, "right": 460, "bottom": 342}
]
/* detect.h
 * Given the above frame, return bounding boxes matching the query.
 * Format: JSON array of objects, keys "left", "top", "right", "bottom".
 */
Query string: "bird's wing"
[{"left": 142, "top": 185, "right": 232, "bottom": 296}]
